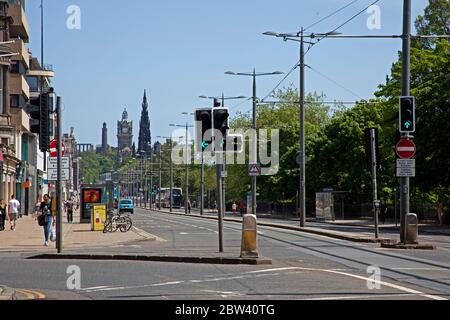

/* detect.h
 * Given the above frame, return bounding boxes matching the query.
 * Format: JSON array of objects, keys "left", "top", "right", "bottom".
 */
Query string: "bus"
[{"left": 158, "top": 188, "right": 183, "bottom": 209}]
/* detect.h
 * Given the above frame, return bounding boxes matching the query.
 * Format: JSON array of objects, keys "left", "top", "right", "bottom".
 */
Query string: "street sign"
[
  {"left": 397, "top": 159, "right": 416, "bottom": 177},
  {"left": 248, "top": 164, "right": 261, "bottom": 177},
  {"left": 49, "top": 139, "right": 66, "bottom": 157},
  {"left": 47, "top": 157, "right": 70, "bottom": 170},
  {"left": 48, "top": 168, "right": 70, "bottom": 181},
  {"left": 396, "top": 139, "right": 416, "bottom": 159},
  {"left": 221, "top": 171, "right": 228, "bottom": 178}
]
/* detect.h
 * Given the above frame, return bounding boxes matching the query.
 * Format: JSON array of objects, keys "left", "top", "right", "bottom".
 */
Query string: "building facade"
[{"left": 117, "top": 108, "right": 133, "bottom": 163}]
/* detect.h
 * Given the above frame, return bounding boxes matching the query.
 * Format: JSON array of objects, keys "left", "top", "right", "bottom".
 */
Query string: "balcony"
[
  {"left": 8, "top": 2, "right": 30, "bottom": 43},
  {"left": 10, "top": 39, "right": 29, "bottom": 69},
  {"left": 10, "top": 73, "right": 30, "bottom": 100},
  {"left": 27, "top": 67, "right": 55, "bottom": 78},
  {"left": 10, "top": 106, "right": 31, "bottom": 133}
]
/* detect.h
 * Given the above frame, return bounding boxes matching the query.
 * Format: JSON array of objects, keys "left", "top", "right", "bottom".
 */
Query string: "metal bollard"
[
  {"left": 406, "top": 213, "right": 419, "bottom": 244},
  {"left": 240, "top": 214, "right": 259, "bottom": 258}
]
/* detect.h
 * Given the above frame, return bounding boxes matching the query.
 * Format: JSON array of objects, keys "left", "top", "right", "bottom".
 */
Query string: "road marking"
[
  {"left": 152, "top": 281, "right": 185, "bottom": 287},
  {"left": 295, "top": 267, "right": 447, "bottom": 301},
  {"left": 246, "top": 267, "right": 299, "bottom": 274},
  {"left": 392, "top": 268, "right": 450, "bottom": 271},
  {"left": 305, "top": 293, "right": 416, "bottom": 300}
]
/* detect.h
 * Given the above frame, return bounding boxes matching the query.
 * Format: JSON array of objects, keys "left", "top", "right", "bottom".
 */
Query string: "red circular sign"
[
  {"left": 49, "top": 140, "right": 66, "bottom": 157},
  {"left": 396, "top": 139, "right": 416, "bottom": 159}
]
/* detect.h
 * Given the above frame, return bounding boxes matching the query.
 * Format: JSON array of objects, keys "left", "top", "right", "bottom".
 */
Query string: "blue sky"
[{"left": 25, "top": 0, "right": 429, "bottom": 146}]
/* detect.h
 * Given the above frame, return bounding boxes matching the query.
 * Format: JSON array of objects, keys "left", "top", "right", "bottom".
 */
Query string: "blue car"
[{"left": 119, "top": 199, "right": 134, "bottom": 214}]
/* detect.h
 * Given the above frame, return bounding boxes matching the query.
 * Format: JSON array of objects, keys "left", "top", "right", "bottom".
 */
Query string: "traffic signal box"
[
  {"left": 213, "top": 107, "right": 230, "bottom": 153},
  {"left": 29, "top": 92, "right": 52, "bottom": 152},
  {"left": 195, "top": 108, "right": 213, "bottom": 152},
  {"left": 399, "top": 96, "right": 415, "bottom": 133}
]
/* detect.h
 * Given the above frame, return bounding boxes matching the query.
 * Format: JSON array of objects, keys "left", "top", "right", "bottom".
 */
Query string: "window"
[
  {"left": 10, "top": 95, "right": 20, "bottom": 108},
  {"left": 26, "top": 76, "right": 39, "bottom": 92}
]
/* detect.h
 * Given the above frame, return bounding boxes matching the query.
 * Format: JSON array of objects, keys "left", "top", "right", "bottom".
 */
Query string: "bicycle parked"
[{"left": 103, "top": 211, "right": 133, "bottom": 233}]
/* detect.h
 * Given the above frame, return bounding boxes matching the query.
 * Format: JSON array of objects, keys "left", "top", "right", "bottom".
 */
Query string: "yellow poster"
[{"left": 92, "top": 205, "right": 107, "bottom": 231}]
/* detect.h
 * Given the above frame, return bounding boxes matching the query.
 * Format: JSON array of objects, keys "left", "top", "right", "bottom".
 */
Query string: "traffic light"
[
  {"left": 39, "top": 92, "right": 51, "bottom": 152},
  {"left": 399, "top": 96, "right": 415, "bottom": 133},
  {"left": 213, "top": 108, "right": 230, "bottom": 152},
  {"left": 195, "top": 108, "right": 213, "bottom": 152}
]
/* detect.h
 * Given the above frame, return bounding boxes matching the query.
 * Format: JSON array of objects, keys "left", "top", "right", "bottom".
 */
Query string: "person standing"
[
  {"left": 232, "top": 202, "right": 237, "bottom": 215},
  {"left": 187, "top": 199, "right": 191, "bottom": 214},
  {"left": 0, "top": 199, "right": 6, "bottom": 231},
  {"left": 65, "top": 198, "right": 74, "bottom": 223},
  {"left": 40, "top": 194, "right": 53, "bottom": 247},
  {"left": 437, "top": 200, "right": 444, "bottom": 226},
  {"left": 8, "top": 195, "right": 20, "bottom": 231}
]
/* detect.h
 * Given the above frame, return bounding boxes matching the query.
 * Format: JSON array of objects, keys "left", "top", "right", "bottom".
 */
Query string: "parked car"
[{"left": 119, "top": 199, "right": 134, "bottom": 214}]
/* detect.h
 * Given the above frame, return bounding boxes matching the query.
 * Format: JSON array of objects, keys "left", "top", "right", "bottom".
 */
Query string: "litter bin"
[
  {"left": 406, "top": 213, "right": 418, "bottom": 244},
  {"left": 91, "top": 204, "right": 107, "bottom": 231}
]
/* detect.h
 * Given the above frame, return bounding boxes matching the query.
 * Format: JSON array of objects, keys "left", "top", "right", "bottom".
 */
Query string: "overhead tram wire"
[
  {"left": 258, "top": 0, "right": 383, "bottom": 104},
  {"left": 305, "top": 0, "right": 383, "bottom": 54},
  {"left": 304, "top": 0, "right": 361, "bottom": 31},
  {"left": 306, "top": 65, "right": 365, "bottom": 100}
]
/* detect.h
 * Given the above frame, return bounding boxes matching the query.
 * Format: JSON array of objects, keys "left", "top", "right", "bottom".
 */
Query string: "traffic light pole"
[
  {"left": 251, "top": 71, "right": 257, "bottom": 215},
  {"left": 159, "top": 148, "right": 162, "bottom": 210},
  {"left": 216, "top": 152, "right": 224, "bottom": 253},
  {"left": 169, "top": 139, "right": 173, "bottom": 213},
  {"left": 185, "top": 123, "right": 189, "bottom": 214},
  {"left": 200, "top": 152, "right": 204, "bottom": 216},
  {"left": 299, "top": 29, "right": 306, "bottom": 228},
  {"left": 56, "top": 96, "right": 62, "bottom": 254},
  {"left": 370, "top": 129, "right": 380, "bottom": 239},
  {"left": 400, "top": 0, "right": 411, "bottom": 244}
]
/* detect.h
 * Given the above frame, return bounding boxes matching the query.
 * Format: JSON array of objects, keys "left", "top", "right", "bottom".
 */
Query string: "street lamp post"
[
  {"left": 225, "top": 71, "right": 283, "bottom": 215},
  {"left": 170, "top": 120, "right": 194, "bottom": 214},
  {"left": 263, "top": 29, "right": 340, "bottom": 227},
  {"left": 158, "top": 135, "right": 181, "bottom": 213}
]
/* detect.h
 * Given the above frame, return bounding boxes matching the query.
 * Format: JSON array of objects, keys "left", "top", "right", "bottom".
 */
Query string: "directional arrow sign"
[{"left": 201, "top": 141, "right": 209, "bottom": 150}]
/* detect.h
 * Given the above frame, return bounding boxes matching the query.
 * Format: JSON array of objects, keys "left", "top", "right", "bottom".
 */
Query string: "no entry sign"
[
  {"left": 49, "top": 139, "right": 66, "bottom": 157},
  {"left": 396, "top": 139, "right": 416, "bottom": 159}
]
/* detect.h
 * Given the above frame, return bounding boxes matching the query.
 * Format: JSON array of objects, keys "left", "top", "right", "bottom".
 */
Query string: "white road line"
[
  {"left": 152, "top": 281, "right": 185, "bottom": 287},
  {"left": 246, "top": 267, "right": 299, "bottom": 274},
  {"left": 296, "top": 267, "right": 447, "bottom": 301},
  {"left": 305, "top": 293, "right": 416, "bottom": 300}
]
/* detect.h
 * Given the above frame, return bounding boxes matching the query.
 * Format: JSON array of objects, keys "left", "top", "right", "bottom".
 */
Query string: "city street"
[{"left": 0, "top": 208, "right": 449, "bottom": 300}]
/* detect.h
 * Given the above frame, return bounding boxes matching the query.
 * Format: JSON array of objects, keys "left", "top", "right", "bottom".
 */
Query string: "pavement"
[{"left": 0, "top": 211, "right": 156, "bottom": 253}]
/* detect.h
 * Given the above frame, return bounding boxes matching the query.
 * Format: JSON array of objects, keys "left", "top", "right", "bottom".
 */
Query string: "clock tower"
[{"left": 117, "top": 108, "right": 133, "bottom": 162}]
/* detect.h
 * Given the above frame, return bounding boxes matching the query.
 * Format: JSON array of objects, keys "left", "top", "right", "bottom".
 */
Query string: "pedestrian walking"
[
  {"left": 0, "top": 199, "right": 6, "bottom": 231},
  {"left": 239, "top": 202, "right": 245, "bottom": 216},
  {"left": 39, "top": 194, "right": 53, "bottom": 247},
  {"left": 380, "top": 201, "right": 387, "bottom": 224},
  {"left": 232, "top": 202, "right": 237, "bottom": 215},
  {"left": 65, "top": 199, "right": 74, "bottom": 223},
  {"left": 213, "top": 200, "right": 217, "bottom": 211},
  {"left": 437, "top": 200, "right": 444, "bottom": 226},
  {"left": 8, "top": 195, "right": 20, "bottom": 231},
  {"left": 187, "top": 199, "right": 191, "bottom": 214}
]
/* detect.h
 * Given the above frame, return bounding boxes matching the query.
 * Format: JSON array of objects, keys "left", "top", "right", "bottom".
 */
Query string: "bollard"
[
  {"left": 406, "top": 213, "right": 419, "bottom": 244},
  {"left": 241, "top": 214, "right": 259, "bottom": 258}
]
